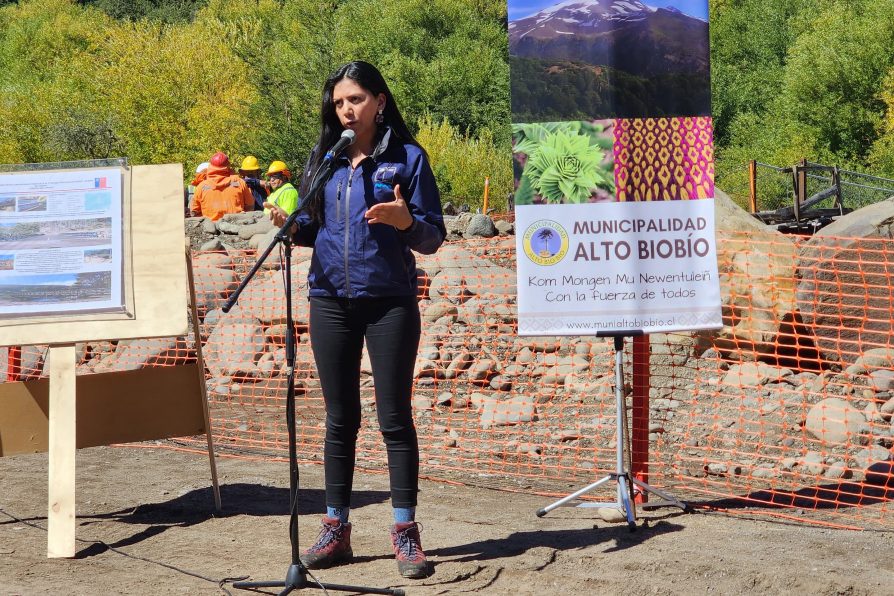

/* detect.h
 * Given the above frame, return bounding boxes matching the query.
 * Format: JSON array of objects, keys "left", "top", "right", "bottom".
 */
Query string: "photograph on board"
[
  {"left": 508, "top": 0, "right": 711, "bottom": 121},
  {"left": 0, "top": 217, "right": 112, "bottom": 251},
  {"left": 0, "top": 271, "right": 112, "bottom": 308}
]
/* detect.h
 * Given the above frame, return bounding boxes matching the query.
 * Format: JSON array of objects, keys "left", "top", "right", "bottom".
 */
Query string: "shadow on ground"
[
  {"left": 701, "top": 468, "right": 894, "bottom": 514},
  {"left": 431, "top": 518, "right": 685, "bottom": 562},
  {"left": 62, "top": 483, "right": 389, "bottom": 558}
]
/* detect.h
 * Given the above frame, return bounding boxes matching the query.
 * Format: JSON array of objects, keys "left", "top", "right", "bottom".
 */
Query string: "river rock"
[
  {"left": 192, "top": 266, "right": 237, "bottom": 314},
  {"left": 480, "top": 395, "right": 536, "bottom": 428},
  {"left": 236, "top": 263, "right": 311, "bottom": 326},
  {"left": 465, "top": 214, "right": 497, "bottom": 238},
  {"left": 424, "top": 301, "right": 458, "bottom": 323},
  {"left": 805, "top": 398, "right": 867, "bottom": 445}
]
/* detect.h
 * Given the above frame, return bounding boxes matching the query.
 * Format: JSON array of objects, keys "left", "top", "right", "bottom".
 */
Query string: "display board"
[
  {"left": 509, "top": 0, "right": 722, "bottom": 335},
  {"left": 0, "top": 163, "right": 213, "bottom": 558}
]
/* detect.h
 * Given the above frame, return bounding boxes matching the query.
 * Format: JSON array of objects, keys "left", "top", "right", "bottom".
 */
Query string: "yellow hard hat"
[
  {"left": 240, "top": 155, "right": 260, "bottom": 172},
  {"left": 266, "top": 160, "right": 290, "bottom": 177}
]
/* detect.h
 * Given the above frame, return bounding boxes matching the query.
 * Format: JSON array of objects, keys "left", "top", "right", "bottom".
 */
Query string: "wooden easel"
[{"left": 0, "top": 164, "right": 220, "bottom": 557}]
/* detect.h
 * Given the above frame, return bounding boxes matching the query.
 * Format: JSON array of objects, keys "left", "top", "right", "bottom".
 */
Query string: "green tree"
[
  {"left": 76, "top": 0, "right": 207, "bottom": 23},
  {"left": 0, "top": 0, "right": 113, "bottom": 163},
  {"left": 332, "top": 0, "right": 511, "bottom": 145},
  {"left": 84, "top": 19, "right": 260, "bottom": 167},
  {"left": 416, "top": 116, "right": 512, "bottom": 211},
  {"left": 868, "top": 68, "right": 894, "bottom": 172},
  {"left": 776, "top": 1, "right": 894, "bottom": 163},
  {"left": 193, "top": 0, "right": 344, "bottom": 170},
  {"left": 712, "top": 0, "right": 894, "bottom": 203}
]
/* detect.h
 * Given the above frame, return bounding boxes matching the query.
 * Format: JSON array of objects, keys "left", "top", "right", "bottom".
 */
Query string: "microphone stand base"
[{"left": 233, "top": 563, "right": 406, "bottom": 596}]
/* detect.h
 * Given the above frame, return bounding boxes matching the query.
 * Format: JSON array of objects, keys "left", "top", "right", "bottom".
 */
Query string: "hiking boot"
[
  {"left": 390, "top": 521, "right": 429, "bottom": 578},
  {"left": 299, "top": 516, "right": 353, "bottom": 569}
]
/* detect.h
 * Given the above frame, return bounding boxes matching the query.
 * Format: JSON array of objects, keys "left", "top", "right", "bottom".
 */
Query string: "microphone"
[{"left": 324, "top": 129, "right": 356, "bottom": 162}]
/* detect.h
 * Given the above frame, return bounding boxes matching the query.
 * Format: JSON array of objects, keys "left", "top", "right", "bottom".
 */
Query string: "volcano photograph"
[{"left": 508, "top": 0, "right": 711, "bottom": 121}]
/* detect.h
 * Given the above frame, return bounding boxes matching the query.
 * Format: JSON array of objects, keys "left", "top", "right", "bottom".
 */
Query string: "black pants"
[{"left": 309, "top": 295, "right": 421, "bottom": 509}]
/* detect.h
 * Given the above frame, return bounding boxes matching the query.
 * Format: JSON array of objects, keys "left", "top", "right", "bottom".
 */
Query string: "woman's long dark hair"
[{"left": 300, "top": 60, "right": 418, "bottom": 223}]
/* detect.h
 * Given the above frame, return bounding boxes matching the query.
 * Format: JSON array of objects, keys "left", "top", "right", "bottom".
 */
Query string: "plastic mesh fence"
[{"left": 3, "top": 232, "right": 893, "bottom": 530}]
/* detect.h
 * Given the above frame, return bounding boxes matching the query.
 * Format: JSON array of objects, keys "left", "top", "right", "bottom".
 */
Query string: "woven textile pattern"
[{"left": 613, "top": 117, "right": 714, "bottom": 201}]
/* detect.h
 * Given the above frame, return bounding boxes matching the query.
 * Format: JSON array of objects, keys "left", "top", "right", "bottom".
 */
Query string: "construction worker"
[
  {"left": 185, "top": 161, "right": 209, "bottom": 217},
  {"left": 190, "top": 152, "right": 255, "bottom": 221},
  {"left": 238, "top": 155, "right": 268, "bottom": 210},
  {"left": 263, "top": 160, "right": 299, "bottom": 218}
]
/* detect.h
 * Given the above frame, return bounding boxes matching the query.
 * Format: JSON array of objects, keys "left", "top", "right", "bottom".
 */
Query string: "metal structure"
[{"left": 749, "top": 159, "right": 894, "bottom": 235}]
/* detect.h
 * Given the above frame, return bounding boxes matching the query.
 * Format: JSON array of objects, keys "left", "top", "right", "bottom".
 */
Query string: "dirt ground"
[{"left": 1, "top": 445, "right": 892, "bottom": 596}]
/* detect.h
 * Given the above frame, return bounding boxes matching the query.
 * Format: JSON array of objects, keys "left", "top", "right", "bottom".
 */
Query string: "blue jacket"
[
  {"left": 293, "top": 128, "right": 446, "bottom": 298},
  {"left": 243, "top": 177, "right": 267, "bottom": 210}
]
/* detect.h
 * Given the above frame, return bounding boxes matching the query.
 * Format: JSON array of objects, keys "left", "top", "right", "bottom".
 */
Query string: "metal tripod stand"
[{"left": 536, "top": 335, "right": 688, "bottom": 530}]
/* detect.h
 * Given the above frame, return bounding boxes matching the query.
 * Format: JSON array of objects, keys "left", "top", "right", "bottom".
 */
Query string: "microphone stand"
[{"left": 223, "top": 161, "right": 404, "bottom": 596}]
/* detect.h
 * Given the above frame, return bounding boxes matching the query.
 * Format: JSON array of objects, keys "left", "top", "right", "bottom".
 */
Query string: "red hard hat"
[{"left": 210, "top": 151, "right": 230, "bottom": 168}]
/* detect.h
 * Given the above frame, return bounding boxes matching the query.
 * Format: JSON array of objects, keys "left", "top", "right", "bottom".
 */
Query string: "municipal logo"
[{"left": 523, "top": 220, "right": 568, "bottom": 266}]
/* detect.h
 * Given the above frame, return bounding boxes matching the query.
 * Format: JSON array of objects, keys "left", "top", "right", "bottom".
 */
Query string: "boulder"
[
  {"left": 237, "top": 219, "right": 275, "bottom": 240},
  {"left": 193, "top": 252, "right": 234, "bottom": 270},
  {"left": 200, "top": 239, "right": 223, "bottom": 252},
  {"left": 237, "top": 263, "right": 311, "bottom": 326},
  {"left": 465, "top": 214, "right": 497, "bottom": 238},
  {"left": 495, "top": 219, "right": 515, "bottom": 235},
  {"left": 423, "top": 301, "right": 458, "bottom": 323},
  {"left": 192, "top": 266, "right": 237, "bottom": 314},
  {"left": 796, "top": 197, "right": 894, "bottom": 366},
  {"left": 204, "top": 322, "right": 266, "bottom": 379},
  {"left": 698, "top": 189, "right": 798, "bottom": 361},
  {"left": 91, "top": 338, "right": 187, "bottom": 372},
  {"left": 480, "top": 395, "right": 536, "bottom": 428},
  {"left": 721, "top": 362, "right": 792, "bottom": 388},
  {"left": 19, "top": 345, "right": 47, "bottom": 379}
]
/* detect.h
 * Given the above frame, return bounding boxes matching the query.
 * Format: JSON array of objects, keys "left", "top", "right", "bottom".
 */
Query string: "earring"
[{"left": 375, "top": 109, "right": 384, "bottom": 124}]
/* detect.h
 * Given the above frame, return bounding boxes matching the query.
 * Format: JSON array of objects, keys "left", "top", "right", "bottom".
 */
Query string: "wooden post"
[
  {"left": 631, "top": 335, "right": 650, "bottom": 502},
  {"left": 794, "top": 158, "right": 807, "bottom": 223},
  {"left": 47, "top": 344, "right": 77, "bottom": 558},
  {"left": 185, "top": 246, "right": 221, "bottom": 511},
  {"left": 748, "top": 160, "right": 758, "bottom": 213},
  {"left": 833, "top": 166, "right": 843, "bottom": 214},
  {"left": 482, "top": 176, "right": 490, "bottom": 215}
]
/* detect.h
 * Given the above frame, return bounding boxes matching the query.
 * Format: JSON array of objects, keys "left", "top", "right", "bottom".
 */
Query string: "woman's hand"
[
  {"left": 264, "top": 202, "right": 297, "bottom": 234},
  {"left": 365, "top": 184, "right": 414, "bottom": 231},
  {"left": 265, "top": 202, "right": 288, "bottom": 226}
]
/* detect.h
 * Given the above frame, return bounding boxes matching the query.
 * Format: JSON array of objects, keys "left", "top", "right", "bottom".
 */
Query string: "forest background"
[{"left": 2, "top": 0, "right": 894, "bottom": 212}]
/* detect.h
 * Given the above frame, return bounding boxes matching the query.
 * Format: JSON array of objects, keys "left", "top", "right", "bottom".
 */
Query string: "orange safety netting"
[{"left": 3, "top": 231, "right": 893, "bottom": 530}]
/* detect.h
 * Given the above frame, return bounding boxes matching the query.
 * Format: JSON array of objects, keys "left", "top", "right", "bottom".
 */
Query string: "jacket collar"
[
  {"left": 333, "top": 127, "right": 393, "bottom": 167},
  {"left": 370, "top": 127, "right": 393, "bottom": 161}
]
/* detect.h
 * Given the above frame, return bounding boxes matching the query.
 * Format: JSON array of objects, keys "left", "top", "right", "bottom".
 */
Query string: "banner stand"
[{"left": 535, "top": 335, "right": 689, "bottom": 529}]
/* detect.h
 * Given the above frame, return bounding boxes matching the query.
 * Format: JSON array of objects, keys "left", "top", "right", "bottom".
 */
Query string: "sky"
[
  {"left": 0, "top": 273, "right": 78, "bottom": 286},
  {"left": 507, "top": 0, "right": 709, "bottom": 22}
]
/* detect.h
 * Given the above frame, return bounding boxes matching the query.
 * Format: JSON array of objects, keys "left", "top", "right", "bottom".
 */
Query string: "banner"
[{"left": 509, "top": 0, "right": 722, "bottom": 335}]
